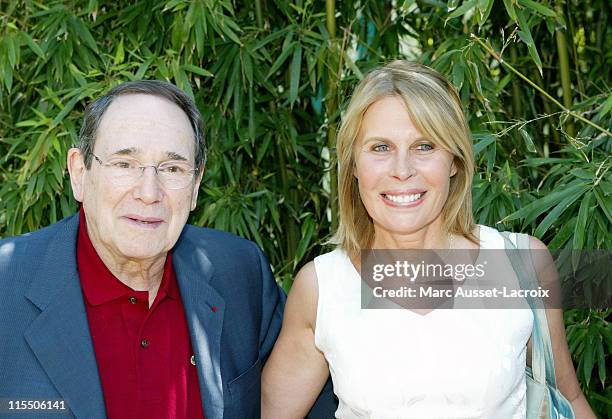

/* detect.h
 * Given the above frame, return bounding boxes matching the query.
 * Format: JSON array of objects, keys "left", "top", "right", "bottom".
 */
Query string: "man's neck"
[{"left": 92, "top": 243, "right": 167, "bottom": 307}]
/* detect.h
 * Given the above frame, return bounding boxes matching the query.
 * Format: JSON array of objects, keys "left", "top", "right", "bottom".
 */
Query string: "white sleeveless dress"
[{"left": 313, "top": 226, "right": 533, "bottom": 419}]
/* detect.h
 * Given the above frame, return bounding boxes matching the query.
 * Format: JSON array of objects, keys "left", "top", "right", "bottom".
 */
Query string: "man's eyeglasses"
[{"left": 92, "top": 154, "right": 197, "bottom": 190}]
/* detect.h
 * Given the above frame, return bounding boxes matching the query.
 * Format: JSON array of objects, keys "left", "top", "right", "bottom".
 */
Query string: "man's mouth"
[{"left": 123, "top": 215, "right": 164, "bottom": 228}]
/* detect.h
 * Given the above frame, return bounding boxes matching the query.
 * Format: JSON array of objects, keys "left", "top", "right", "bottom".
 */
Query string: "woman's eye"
[
  {"left": 372, "top": 144, "right": 390, "bottom": 152},
  {"left": 415, "top": 143, "right": 434, "bottom": 152}
]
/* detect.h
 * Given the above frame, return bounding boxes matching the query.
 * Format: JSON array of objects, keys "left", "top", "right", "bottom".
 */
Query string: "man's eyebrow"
[
  {"left": 107, "top": 148, "right": 188, "bottom": 161},
  {"left": 112, "top": 147, "right": 138, "bottom": 156},
  {"left": 165, "top": 152, "right": 188, "bottom": 161}
]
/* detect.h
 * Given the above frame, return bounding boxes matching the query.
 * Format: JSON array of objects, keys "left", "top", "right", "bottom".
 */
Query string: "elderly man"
[{"left": 0, "top": 81, "right": 334, "bottom": 418}]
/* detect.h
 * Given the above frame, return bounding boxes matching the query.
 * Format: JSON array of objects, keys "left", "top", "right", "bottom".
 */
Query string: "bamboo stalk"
[
  {"left": 326, "top": 0, "right": 336, "bottom": 39},
  {"left": 326, "top": 0, "right": 338, "bottom": 230},
  {"left": 510, "top": 46, "right": 522, "bottom": 118},
  {"left": 555, "top": 0, "right": 574, "bottom": 136},
  {"left": 276, "top": 135, "right": 297, "bottom": 262},
  {"left": 566, "top": 2, "right": 586, "bottom": 98},
  {"left": 533, "top": 69, "right": 560, "bottom": 149},
  {"left": 471, "top": 34, "right": 612, "bottom": 137},
  {"left": 254, "top": 0, "right": 263, "bottom": 30}
]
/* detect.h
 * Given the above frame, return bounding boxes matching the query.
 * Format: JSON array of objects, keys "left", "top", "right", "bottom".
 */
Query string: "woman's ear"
[{"left": 450, "top": 159, "right": 458, "bottom": 177}]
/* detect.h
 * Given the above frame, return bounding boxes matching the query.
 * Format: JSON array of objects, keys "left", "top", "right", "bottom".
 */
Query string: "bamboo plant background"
[{"left": 0, "top": 0, "right": 610, "bottom": 413}]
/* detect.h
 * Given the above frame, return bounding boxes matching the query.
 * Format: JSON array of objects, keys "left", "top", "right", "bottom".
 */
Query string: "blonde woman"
[{"left": 261, "top": 61, "right": 594, "bottom": 418}]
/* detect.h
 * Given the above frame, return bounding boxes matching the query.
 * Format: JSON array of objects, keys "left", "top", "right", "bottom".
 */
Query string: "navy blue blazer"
[{"left": 0, "top": 214, "right": 336, "bottom": 418}]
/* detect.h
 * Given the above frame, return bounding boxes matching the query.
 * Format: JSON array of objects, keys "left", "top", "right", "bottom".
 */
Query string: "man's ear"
[
  {"left": 190, "top": 168, "right": 205, "bottom": 211},
  {"left": 67, "top": 148, "right": 86, "bottom": 202}
]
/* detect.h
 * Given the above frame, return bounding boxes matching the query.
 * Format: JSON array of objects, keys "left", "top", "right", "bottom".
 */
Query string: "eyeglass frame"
[{"left": 92, "top": 153, "right": 199, "bottom": 190}]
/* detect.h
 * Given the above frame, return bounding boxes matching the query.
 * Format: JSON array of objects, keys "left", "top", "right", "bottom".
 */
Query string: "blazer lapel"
[
  {"left": 24, "top": 214, "right": 106, "bottom": 419},
  {"left": 174, "top": 232, "right": 226, "bottom": 419}
]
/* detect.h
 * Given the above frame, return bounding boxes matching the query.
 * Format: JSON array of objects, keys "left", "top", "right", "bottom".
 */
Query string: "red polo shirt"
[{"left": 77, "top": 209, "right": 204, "bottom": 419}]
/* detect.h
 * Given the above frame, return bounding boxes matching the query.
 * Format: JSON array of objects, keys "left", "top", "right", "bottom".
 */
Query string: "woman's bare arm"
[
  {"left": 529, "top": 236, "right": 596, "bottom": 419},
  {"left": 262, "top": 261, "right": 330, "bottom": 419}
]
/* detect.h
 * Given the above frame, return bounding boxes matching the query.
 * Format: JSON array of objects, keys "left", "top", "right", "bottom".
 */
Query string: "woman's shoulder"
[
  {"left": 476, "top": 224, "right": 511, "bottom": 249},
  {"left": 313, "top": 247, "right": 348, "bottom": 267},
  {"left": 293, "top": 248, "right": 347, "bottom": 292},
  {"left": 476, "top": 224, "right": 549, "bottom": 251}
]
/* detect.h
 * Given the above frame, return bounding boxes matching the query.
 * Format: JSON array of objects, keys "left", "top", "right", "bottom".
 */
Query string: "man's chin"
[{"left": 115, "top": 244, "right": 170, "bottom": 262}]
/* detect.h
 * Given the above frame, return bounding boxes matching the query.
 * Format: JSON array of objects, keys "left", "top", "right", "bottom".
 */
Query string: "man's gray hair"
[{"left": 78, "top": 80, "right": 206, "bottom": 172}]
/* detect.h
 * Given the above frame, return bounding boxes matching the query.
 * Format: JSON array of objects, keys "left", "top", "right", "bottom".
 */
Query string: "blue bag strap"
[{"left": 500, "top": 231, "right": 558, "bottom": 389}]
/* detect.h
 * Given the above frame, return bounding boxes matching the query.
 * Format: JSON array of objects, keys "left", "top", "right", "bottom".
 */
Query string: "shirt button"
[
  {"left": 140, "top": 339, "right": 149, "bottom": 348},
  {"left": 190, "top": 355, "right": 196, "bottom": 366},
  {"left": 129, "top": 297, "right": 138, "bottom": 304}
]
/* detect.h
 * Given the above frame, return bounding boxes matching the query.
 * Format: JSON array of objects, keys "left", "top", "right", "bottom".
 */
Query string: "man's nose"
[{"left": 133, "top": 167, "right": 163, "bottom": 204}]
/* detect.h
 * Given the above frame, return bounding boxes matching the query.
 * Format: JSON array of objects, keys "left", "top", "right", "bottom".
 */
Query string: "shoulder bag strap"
[{"left": 500, "top": 231, "right": 558, "bottom": 388}]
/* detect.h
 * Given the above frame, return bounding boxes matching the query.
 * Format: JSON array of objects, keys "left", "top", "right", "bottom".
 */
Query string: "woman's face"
[{"left": 354, "top": 96, "right": 457, "bottom": 241}]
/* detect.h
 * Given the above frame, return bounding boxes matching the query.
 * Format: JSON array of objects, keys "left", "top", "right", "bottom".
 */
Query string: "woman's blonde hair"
[{"left": 330, "top": 60, "right": 477, "bottom": 259}]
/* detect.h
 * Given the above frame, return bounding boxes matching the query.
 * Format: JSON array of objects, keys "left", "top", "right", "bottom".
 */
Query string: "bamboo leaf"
[
  {"left": 549, "top": 216, "right": 576, "bottom": 249},
  {"left": 503, "top": 182, "right": 588, "bottom": 224},
  {"left": 19, "top": 32, "right": 45, "bottom": 59},
  {"left": 519, "top": 128, "right": 536, "bottom": 153},
  {"left": 2, "top": 60, "right": 13, "bottom": 91},
  {"left": 601, "top": 93, "right": 612, "bottom": 116},
  {"left": 468, "top": 61, "right": 484, "bottom": 98},
  {"left": 289, "top": 44, "right": 302, "bottom": 105},
  {"left": 477, "top": 0, "right": 494, "bottom": 27},
  {"left": 267, "top": 42, "right": 295, "bottom": 79},
  {"left": 502, "top": 0, "right": 518, "bottom": 21},
  {"left": 447, "top": 0, "right": 461, "bottom": 10},
  {"left": 572, "top": 192, "right": 592, "bottom": 250},
  {"left": 135, "top": 57, "right": 154, "bottom": 79},
  {"left": 534, "top": 189, "right": 586, "bottom": 237},
  {"left": 113, "top": 37, "right": 124, "bottom": 65},
  {"left": 593, "top": 188, "right": 612, "bottom": 224},
  {"left": 5, "top": 36, "right": 17, "bottom": 68},
  {"left": 294, "top": 215, "right": 314, "bottom": 265},
  {"left": 242, "top": 50, "right": 253, "bottom": 87},
  {"left": 182, "top": 64, "right": 214, "bottom": 77},
  {"left": 253, "top": 27, "right": 291, "bottom": 50},
  {"left": 194, "top": 11, "right": 205, "bottom": 57},
  {"left": 518, "top": 0, "right": 557, "bottom": 18},
  {"left": 595, "top": 337, "right": 606, "bottom": 388},
  {"left": 248, "top": 86, "right": 255, "bottom": 139},
  {"left": 582, "top": 334, "right": 594, "bottom": 386},
  {"left": 52, "top": 95, "right": 82, "bottom": 126},
  {"left": 70, "top": 17, "right": 99, "bottom": 53},
  {"left": 473, "top": 133, "right": 496, "bottom": 155},
  {"left": 516, "top": 9, "right": 543, "bottom": 75},
  {"left": 445, "top": 0, "right": 477, "bottom": 23}
]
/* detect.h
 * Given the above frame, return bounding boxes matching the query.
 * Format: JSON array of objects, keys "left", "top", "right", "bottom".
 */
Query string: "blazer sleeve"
[{"left": 255, "top": 243, "right": 287, "bottom": 362}]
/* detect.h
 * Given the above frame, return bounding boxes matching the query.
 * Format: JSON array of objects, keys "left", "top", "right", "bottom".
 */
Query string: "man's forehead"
[
  {"left": 94, "top": 93, "right": 195, "bottom": 158},
  {"left": 100, "top": 93, "right": 191, "bottom": 126}
]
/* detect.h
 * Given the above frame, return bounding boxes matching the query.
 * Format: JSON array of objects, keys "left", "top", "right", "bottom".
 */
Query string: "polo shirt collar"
[{"left": 77, "top": 208, "right": 179, "bottom": 306}]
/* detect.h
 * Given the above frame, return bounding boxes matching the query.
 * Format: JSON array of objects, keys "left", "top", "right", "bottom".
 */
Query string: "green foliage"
[{"left": 0, "top": 0, "right": 610, "bottom": 413}]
